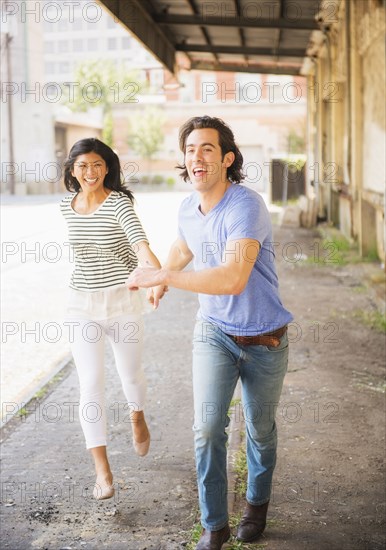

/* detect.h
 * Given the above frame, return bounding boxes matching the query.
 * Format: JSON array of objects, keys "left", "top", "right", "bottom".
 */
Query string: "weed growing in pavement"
[
  {"left": 351, "top": 370, "right": 386, "bottom": 394},
  {"left": 17, "top": 407, "right": 28, "bottom": 418},
  {"left": 234, "top": 446, "right": 248, "bottom": 498},
  {"left": 301, "top": 234, "right": 351, "bottom": 266},
  {"left": 32, "top": 373, "right": 66, "bottom": 402},
  {"left": 33, "top": 388, "right": 48, "bottom": 400},
  {"left": 186, "top": 521, "right": 202, "bottom": 548},
  {"left": 272, "top": 198, "right": 299, "bottom": 208},
  {"left": 353, "top": 309, "right": 386, "bottom": 333},
  {"left": 229, "top": 511, "right": 242, "bottom": 528},
  {"left": 362, "top": 248, "right": 380, "bottom": 262},
  {"left": 229, "top": 397, "right": 242, "bottom": 409}
]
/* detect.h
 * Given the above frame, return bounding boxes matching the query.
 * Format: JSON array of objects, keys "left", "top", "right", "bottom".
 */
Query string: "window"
[
  {"left": 44, "top": 41, "right": 54, "bottom": 54},
  {"left": 200, "top": 73, "right": 217, "bottom": 103},
  {"left": 73, "top": 17, "right": 82, "bottom": 31},
  {"left": 58, "top": 40, "right": 69, "bottom": 53},
  {"left": 108, "top": 37, "right": 117, "bottom": 50},
  {"left": 73, "top": 39, "right": 83, "bottom": 52},
  {"left": 43, "top": 19, "right": 56, "bottom": 32},
  {"left": 149, "top": 69, "right": 164, "bottom": 91},
  {"left": 236, "top": 73, "right": 262, "bottom": 104},
  {"left": 121, "top": 36, "right": 131, "bottom": 49},
  {"left": 45, "top": 83, "right": 60, "bottom": 98},
  {"left": 87, "top": 38, "right": 98, "bottom": 51},
  {"left": 59, "top": 61, "right": 70, "bottom": 74},
  {"left": 180, "top": 72, "right": 195, "bottom": 103},
  {"left": 43, "top": 5, "right": 59, "bottom": 31},
  {"left": 58, "top": 19, "right": 68, "bottom": 32},
  {"left": 45, "top": 62, "right": 55, "bottom": 74}
]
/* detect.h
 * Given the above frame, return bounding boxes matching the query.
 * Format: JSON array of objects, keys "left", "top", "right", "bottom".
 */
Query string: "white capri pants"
[{"left": 68, "top": 313, "right": 145, "bottom": 449}]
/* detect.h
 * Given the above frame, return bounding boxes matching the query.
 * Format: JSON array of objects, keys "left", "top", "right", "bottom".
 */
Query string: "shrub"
[{"left": 152, "top": 175, "right": 164, "bottom": 185}]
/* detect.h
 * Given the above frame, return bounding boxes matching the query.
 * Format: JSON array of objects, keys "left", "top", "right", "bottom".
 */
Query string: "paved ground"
[
  {"left": 231, "top": 226, "right": 385, "bottom": 550},
  {"left": 1, "top": 216, "right": 385, "bottom": 549}
]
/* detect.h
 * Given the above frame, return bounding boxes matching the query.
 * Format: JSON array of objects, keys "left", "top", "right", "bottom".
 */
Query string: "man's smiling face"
[{"left": 185, "top": 128, "right": 232, "bottom": 192}]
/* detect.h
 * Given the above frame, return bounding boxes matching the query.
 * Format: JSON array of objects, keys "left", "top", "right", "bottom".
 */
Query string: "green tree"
[
  {"left": 63, "top": 59, "right": 144, "bottom": 147},
  {"left": 287, "top": 124, "right": 306, "bottom": 155},
  {"left": 127, "top": 107, "right": 166, "bottom": 180}
]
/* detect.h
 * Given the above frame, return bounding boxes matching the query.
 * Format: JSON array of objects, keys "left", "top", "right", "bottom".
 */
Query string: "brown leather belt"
[{"left": 226, "top": 325, "right": 287, "bottom": 347}]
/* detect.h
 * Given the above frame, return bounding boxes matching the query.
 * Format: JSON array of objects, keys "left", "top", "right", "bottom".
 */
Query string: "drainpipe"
[
  {"left": 323, "top": 29, "right": 333, "bottom": 223},
  {"left": 345, "top": 0, "right": 353, "bottom": 241},
  {"left": 345, "top": 0, "right": 351, "bottom": 188},
  {"left": 5, "top": 31, "right": 15, "bottom": 194}
]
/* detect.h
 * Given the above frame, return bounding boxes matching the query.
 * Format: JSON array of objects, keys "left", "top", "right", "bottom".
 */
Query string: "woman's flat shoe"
[
  {"left": 133, "top": 435, "right": 150, "bottom": 457},
  {"left": 93, "top": 482, "right": 115, "bottom": 500}
]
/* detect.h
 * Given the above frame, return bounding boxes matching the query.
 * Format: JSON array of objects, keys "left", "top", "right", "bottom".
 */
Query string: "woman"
[{"left": 61, "top": 138, "right": 165, "bottom": 500}]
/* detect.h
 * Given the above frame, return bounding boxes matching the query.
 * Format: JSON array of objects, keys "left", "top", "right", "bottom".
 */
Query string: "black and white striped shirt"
[{"left": 60, "top": 191, "right": 148, "bottom": 291}]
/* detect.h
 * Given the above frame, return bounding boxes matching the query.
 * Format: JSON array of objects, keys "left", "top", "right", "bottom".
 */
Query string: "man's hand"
[{"left": 127, "top": 267, "right": 166, "bottom": 290}]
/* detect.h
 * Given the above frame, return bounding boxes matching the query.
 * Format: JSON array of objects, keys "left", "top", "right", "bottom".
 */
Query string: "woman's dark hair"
[
  {"left": 63, "top": 138, "right": 133, "bottom": 201},
  {"left": 177, "top": 116, "right": 244, "bottom": 184}
]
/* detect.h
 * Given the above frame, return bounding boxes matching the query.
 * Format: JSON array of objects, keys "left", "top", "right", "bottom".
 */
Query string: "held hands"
[{"left": 126, "top": 267, "right": 168, "bottom": 309}]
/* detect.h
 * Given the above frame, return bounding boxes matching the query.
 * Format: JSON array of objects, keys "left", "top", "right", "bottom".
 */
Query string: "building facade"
[
  {"left": 1, "top": 0, "right": 56, "bottom": 194},
  {"left": 303, "top": 0, "right": 385, "bottom": 262},
  {"left": 111, "top": 70, "right": 307, "bottom": 197}
]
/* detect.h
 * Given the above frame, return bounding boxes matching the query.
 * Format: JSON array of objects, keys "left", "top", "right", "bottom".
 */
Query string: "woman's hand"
[
  {"left": 127, "top": 267, "right": 168, "bottom": 309},
  {"left": 146, "top": 285, "right": 169, "bottom": 309}
]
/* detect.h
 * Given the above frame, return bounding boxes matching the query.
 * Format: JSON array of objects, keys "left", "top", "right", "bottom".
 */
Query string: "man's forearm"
[
  {"left": 163, "top": 242, "right": 192, "bottom": 272},
  {"left": 162, "top": 265, "right": 244, "bottom": 295},
  {"left": 128, "top": 238, "right": 257, "bottom": 295}
]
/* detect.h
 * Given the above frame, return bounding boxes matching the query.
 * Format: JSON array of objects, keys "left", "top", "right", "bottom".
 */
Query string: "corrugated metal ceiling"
[{"left": 99, "top": 0, "right": 322, "bottom": 75}]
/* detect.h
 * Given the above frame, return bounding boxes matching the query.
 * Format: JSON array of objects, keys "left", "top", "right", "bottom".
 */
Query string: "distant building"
[
  {"left": 1, "top": 2, "right": 57, "bottom": 194},
  {"left": 112, "top": 70, "right": 307, "bottom": 196},
  {"left": 41, "top": 0, "right": 163, "bottom": 88},
  {"left": 1, "top": 0, "right": 107, "bottom": 194},
  {"left": 39, "top": 0, "right": 306, "bottom": 196},
  {"left": 1, "top": 0, "right": 306, "bottom": 198}
]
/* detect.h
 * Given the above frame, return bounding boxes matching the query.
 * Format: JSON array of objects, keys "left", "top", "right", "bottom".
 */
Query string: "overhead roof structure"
[{"left": 98, "top": 0, "right": 322, "bottom": 76}]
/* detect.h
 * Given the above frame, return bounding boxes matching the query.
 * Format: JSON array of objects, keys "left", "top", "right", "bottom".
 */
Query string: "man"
[{"left": 128, "top": 116, "right": 293, "bottom": 550}]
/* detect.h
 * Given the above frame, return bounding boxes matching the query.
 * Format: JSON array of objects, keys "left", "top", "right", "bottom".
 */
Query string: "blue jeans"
[{"left": 192, "top": 320, "right": 289, "bottom": 531}]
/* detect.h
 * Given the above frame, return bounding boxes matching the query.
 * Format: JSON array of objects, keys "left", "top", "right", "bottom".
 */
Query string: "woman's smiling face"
[{"left": 71, "top": 152, "right": 108, "bottom": 192}]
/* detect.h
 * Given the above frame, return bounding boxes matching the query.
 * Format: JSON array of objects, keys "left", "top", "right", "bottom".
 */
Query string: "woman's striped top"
[{"left": 60, "top": 191, "right": 148, "bottom": 291}]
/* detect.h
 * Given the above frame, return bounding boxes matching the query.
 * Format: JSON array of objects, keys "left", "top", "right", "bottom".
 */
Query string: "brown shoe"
[
  {"left": 236, "top": 501, "right": 269, "bottom": 542},
  {"left": 196, "top": 523, "right": 231, "bottom": 549}
]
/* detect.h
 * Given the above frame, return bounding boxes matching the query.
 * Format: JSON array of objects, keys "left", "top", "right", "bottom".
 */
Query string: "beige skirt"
[{"left": 65, "top": 284, "right": 145, "bottom": 321}]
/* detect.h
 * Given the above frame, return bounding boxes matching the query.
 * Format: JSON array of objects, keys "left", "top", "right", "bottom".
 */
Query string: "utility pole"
[{"left": 5, "top": 30, "right": 15, "bottom": 194}]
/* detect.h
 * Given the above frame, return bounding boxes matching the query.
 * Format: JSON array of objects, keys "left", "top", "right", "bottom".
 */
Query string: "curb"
[{"left": 0, "top": 353, "right": 74, "bottom": 438}]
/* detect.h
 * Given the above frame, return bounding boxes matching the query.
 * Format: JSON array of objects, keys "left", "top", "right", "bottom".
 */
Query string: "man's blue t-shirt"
[{"left": 178, "top": 184, "right": 293, "bottom": 335}]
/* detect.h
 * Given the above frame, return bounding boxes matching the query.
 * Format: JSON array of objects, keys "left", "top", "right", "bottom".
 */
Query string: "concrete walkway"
[{"left": 1, "top": 224, "right": 385, "bottom": 550}]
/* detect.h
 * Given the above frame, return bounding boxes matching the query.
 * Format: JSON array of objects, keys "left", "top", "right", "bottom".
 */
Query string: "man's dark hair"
[{"left": 177, "top": 116, "right": 244, "bottom": 183}]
